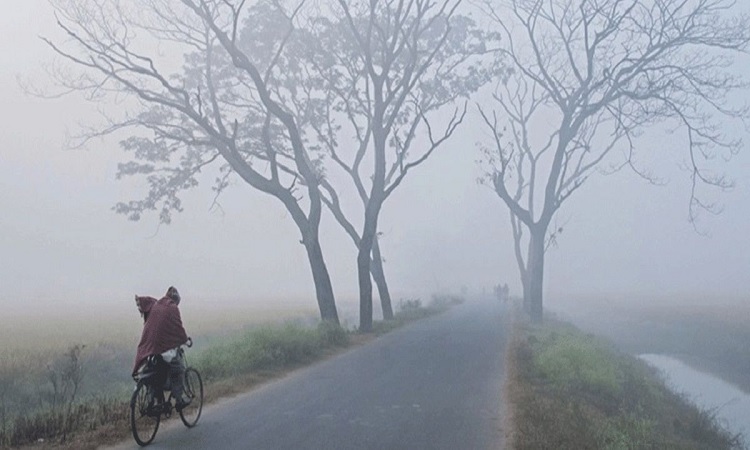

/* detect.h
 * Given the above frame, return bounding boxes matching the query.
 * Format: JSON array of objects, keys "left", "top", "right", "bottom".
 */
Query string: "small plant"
[
  {"left": 398, "top": 298, "right": 422, "bottom": 312},
  {"left": 429, "top": 294, "right": 464, "bottom": 309},
  {"left": 46, "top": 345, "right": 85, "bottom": 407},
  {"left": 46, "top": 344, "right": 86, "bottom": 443},
  {"left": 316, "top": 322, "right": 349, "bottom": 347}
]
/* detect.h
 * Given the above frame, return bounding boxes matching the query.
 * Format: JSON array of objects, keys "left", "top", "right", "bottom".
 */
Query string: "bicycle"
[{"left": 130, "top": 339, "right": 204, "bottom": 446}]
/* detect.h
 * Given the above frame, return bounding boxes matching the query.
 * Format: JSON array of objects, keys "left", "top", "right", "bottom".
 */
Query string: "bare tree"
[
  {"left": 301, "top": 0, "right": 496, "bottom": 331},
  {"left": 44, "top": 0, "right": 340, "bottom": 323},
  {"left": 478, "top": 0, "right": 750, "bottom": 322}
]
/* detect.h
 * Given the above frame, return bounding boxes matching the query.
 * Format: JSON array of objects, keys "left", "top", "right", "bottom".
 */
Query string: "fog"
[{"left": 1, "top": 0, "right": 749, "bottom": 320}]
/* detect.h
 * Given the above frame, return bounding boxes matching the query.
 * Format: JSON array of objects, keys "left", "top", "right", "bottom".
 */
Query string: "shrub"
[
  {"left": 316, "top": 322, "right": 349, "bottom": 347},
  {"left": 429, "top": 294, "right": 464, "bottom": 309},
  {"left": 398, "top": 298, "right": 422, "bottom": 312}
]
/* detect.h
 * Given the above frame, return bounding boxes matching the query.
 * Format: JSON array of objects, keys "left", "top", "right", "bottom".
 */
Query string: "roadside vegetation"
[
  {"left": 506, "top": 308, "right": 743, "bottom": 450},
  {"left": 564, "top": 299, "right": 750, "bottom": 395},
  {"left": 0, "top": 295, "right": 461, "bottom": 449}
]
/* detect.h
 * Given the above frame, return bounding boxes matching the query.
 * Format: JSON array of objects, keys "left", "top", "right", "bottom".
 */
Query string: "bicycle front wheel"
[
  {"left": 179, "top": 367, "right": 204, "bottom": 427},
  {"left": 130, "top": 381, "right": 160, "bottom": 446}
]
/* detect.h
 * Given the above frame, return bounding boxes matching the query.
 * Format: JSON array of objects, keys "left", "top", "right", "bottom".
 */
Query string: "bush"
[
  {"left": 429, "top": 294, "right": 464, "bottom": 309},
  {"left": 398, "top": 298, "right": 422, "bottom": 312},
  {"left": 316, "top": 322, "right": 349, "bottom": 347}
]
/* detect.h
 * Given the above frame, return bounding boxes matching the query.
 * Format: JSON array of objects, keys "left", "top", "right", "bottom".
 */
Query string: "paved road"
[{"left": 110, "top": 298, "right": 509, "bottom": 449}]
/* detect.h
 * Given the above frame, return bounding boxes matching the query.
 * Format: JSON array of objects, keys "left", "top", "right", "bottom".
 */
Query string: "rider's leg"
[{"left": 169, "top": 351, "right": 188, "bottom": 408}]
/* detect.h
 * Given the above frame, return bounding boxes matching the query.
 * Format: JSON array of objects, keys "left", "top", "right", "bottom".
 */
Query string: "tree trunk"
[
  {"left": 360, "top": 106, "right": 386, "bottom": 332},
  {"left": 510, "top": 214, "right": 531, "bottom": 314},
  {"left": 371, "top": 237, "right": 394, "bottom": 320},
  {"left": 358, "top": 200, "right": 382, "bottom": 332},
  {"left": 357, "top": 244, "right": 374, "bottom": 332},
  {"left": 526, "top": 228, "right": 546, "bottom": 323},
  {"left": 303, "top": 235, "right": 339, "bottom": 324},
  {"left": 520, "top": 270, "right": 531, "bottom": 314},
  {"left": 278, "top": 186, "right": 339, "bottom": 325}
]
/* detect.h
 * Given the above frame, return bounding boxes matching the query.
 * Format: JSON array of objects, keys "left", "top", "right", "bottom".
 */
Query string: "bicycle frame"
[
  {"left": 133, "top": 352, "right": 181, "bottom": 414},
  {"left": 130, "top": 344, "right": 202, "bottom": 446}
]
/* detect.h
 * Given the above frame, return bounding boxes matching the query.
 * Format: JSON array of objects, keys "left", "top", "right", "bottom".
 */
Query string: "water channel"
[{"left": 640, "top": 354, "right": 750, "bottom": 446}]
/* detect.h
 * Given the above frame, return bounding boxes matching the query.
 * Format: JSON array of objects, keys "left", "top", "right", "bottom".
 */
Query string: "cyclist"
[{"left": 133, "top": 286, "right": 191, "bottom": 410}]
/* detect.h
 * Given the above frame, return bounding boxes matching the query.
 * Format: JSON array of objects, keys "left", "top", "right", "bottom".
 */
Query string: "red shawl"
[{"left": 132, "top": 296, "right": 189, "bottom": 375}]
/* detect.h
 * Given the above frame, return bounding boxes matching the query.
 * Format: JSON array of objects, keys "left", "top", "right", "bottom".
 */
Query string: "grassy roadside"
[
  {"left": 505, "top": 307, "right": 743, "bottom": 450},
  {"left": 7, "top": 295, "right": 462, "bottom": 449},
  {"left": 560, "top": 301, "right": 750, "bottom": 394}
]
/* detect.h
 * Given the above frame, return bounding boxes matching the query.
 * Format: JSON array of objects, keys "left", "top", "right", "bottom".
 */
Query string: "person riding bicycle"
[{"left": 133, "top": 286, "right": 191, "bottom": 410}]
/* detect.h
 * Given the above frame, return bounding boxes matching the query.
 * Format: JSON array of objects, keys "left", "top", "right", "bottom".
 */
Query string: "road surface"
[{"left": 110, "top": 298, "right": 509, "bottom": 449}]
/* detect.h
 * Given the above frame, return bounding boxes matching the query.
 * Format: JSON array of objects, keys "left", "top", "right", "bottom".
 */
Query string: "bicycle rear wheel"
[
  {"left": 179, "top": 367, "right": 204, "bottom": 427},
  {"left": 130, "top": 381, "right": 160, "bottom": 446}
]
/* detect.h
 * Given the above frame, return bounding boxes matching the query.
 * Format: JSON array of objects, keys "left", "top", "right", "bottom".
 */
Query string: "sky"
[{"left": 1, "top": 0, "right": 749, "bottom": 319}]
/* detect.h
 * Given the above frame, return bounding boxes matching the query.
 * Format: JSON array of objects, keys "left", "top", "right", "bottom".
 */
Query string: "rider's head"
[{"left": 166, "top": 286, "right": 181, "bottom": 305}]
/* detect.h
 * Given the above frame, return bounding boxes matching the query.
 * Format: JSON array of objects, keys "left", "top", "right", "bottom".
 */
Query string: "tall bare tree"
[
  {"left": 478, "top": 0, "right": 750, "bottom": 322},
  {"left": 44, "top": 0, "right": 340, "bottom": 323},
  {"left": 305, "top": 0, "right": 496, "bottom": 331},
  {"left": 235, "top": 1, "right": 495, "bottom": 329},
  {"left": 180, "top": 0, "right": 495, "bottom": 331}
]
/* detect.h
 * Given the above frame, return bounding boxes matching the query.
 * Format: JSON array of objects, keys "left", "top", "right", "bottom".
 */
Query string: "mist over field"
[{"left": 0, "top": 0, "right": 748, "bottom": 324}]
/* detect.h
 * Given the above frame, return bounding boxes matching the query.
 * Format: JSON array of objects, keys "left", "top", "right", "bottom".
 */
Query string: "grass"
[
  {"left": 193, "top": 321, "right": 349, "bottom": 381},
  {"left": 533, "top": 329, "right": 622, "bottom": 398},
  {"left": 555, "top": 297, "right": 750, "bottom": 394},
  {"left": 506, "top": 307, "right": 743, "bottom": 450},
  {"left": 0, "top": 296, "right": 458, "bottom": 449}
]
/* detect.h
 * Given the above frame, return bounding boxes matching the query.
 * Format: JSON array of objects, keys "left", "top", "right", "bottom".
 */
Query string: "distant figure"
[
  {"left": 494, "top": 283, "right": 510, "bottom": 303},
  {"left": 133, "top": 286, "right": 191, "bottom": 410}
]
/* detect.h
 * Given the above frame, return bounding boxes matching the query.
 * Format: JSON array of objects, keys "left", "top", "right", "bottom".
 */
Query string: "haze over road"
[{"left": 110, "top": 298, "right": 509, "bottom": 449}]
